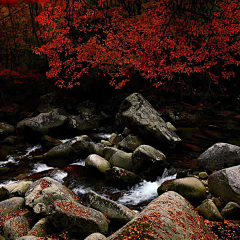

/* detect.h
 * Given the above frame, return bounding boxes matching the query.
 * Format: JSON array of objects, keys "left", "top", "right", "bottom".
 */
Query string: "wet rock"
[
  {"left": 85, "top": 154, "right": 111, "bottom": 174},
  {"left": 196, "top": 199, "right": 223, "bottom": 222},
  {"left": 208, "top": 165, "right": 240, "bottom": 204},
  {"left": 118, "top": 93, "right": 181, "bottom": 148},
  {"left": 3, "top": 216, "right": 30, "bottom": 240},
  {"left": 27, "top": 218, "right": 50, "bottom": 237},
  {"left": 198, "top": 143, "right": 240, "bottom": 171},
  {"left": 50, "top": 200, "right": 109, "bottom": 235},
  {"left": 103, "top": 147, "right": 119, "bottom": 161},
  {"left": 25, "top": 177, "right": 79, "bottom": 214},
  {"left": 0, "top": 122, "right": 15, "bottom": 140},
  {"left": 85, "top": 190, "right": 136, "bottom": 224},
  {"left": 199, "top": 172, "right": 208, "bottom": 180},
  {"left": 44, "top": 135, "right": 103, "bottom": 167},
  {"left": 109, "top": 150, "right": 133, "bottom": 170},
  {"left": 16, "top": 237, "right": 38, "bottom": 240},
  {"left": 101, "top": 140, "right": 112, "bottom": 147},
  {"left": 17, "top": 109, "right": 68, "bottom": 138},
  {"left": 118, "top": 135, "right": 143, "bottom": 152},
  {"left": 3, "top": 181, "right": 33, "bottom": 197},
  {"left": 107, "top": 191, "right": 216, "bottom": 239},
  {"left": 158, "top": 177, "right": 206, "bottom": 205},
  {"left": 132, "top": 145, "right": 167, "bottom": 179},
  {"left": 221, "top": 202, "right": 240, "bottom": 220},
  {"left": 166, "top": 122, "right": 177, "bottom": 131},
  {"left": 84, "top": 233, "right": 106, "bottom": 240},
  {"left": 106, "top": 167, "right": 141, "bottom": 188}
]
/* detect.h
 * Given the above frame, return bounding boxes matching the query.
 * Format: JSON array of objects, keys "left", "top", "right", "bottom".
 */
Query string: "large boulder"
[
  {"left": 25, "top": 177, "right": 79, "bottom": 214},
  {"left": 50, "top": 200, "right": 109, "bottom": 235},
  {"left": 0, "top": 122, "right": 15, "bottom": 140},
  {"left": 132, "top": 145, "right": 167, "bottom": 179},
  {"left": 118, "top": 93, "right": 181, "bottom": 148},
  {"left": 17, "top": 109, "right": 68, "bottom": 138},
  {"left": 3, "top": 216, "right": 30, "bottom": 240},
  {"left": 85, "top": 154, "right": 111, "bottom": 174},
  {"left": 107, "top": 191, "right": 216, "bottom": 239},
  {"left": 43, "top": 135, "right": 103, "bottom": 167},
  {"left": 198, "top": 143, "right": 240, "bottom": 171},
  {"left": 27, "top": 218, "right": 50, "bottom": 237},
  {"left": 221, "top": 202, "right": 240, "bottom": 220},
  {"left": 106, "top": 167, "right": 141, "bottom": 188},
  {"left": 3, "top": 181, "right": 33, "bottom": 197},
  {"left": 85, "top": 191, "right": 136, "bottom": 224},
  {"left": 158, "top": 177, "right": 206, "bottom": 205},
  {"left": 118, "top": 135, "right": 143, "bottom": 151},
  {"left": 109, "top": 150, "right": 133, "bottom": 170},
  {"left": 208, "top": 165, "right": 240, "bottom": 204},
  {"left": 84, "top": 233, "right": 106, "bottom": 240}
]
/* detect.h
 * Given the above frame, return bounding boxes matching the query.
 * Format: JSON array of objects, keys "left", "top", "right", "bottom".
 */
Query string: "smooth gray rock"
[
  {"left": 50, "top": 200, "right": 109, "bottom": 235},
  {"left": 109, "top": 150, "right": 133, "bottom": 170},
  {"left": 118, "top": 93, "right": 181, "bottom": 148},
  {"left": 16, "top": 237, "right": 38, "bottom": 240},
  {"left": 44, "top": 135, "right": 103, "bottom": 167},
  {"left": 132, "top": 145, "right": 167, "bottom": 178},
  {"left": 198, "top": 143, "right": 240, "bottom": 171},
  {"left": 107, "top": 191, "right": 216, "bottom": 239},
  {"left": 84, "top": 233, "right": 106, "bottom": 240},
  {"left": 85, "top": 191, "right": 136, "bottom": 224},
  {"left": 208, "top": 165, "right": 240, "bottom": 204},
  {"left": 3, "top": 181, "right": 33, "bottom": 197},
  {"left": 85, "top": 154, "right": 111, "bottom": 174},
  {"left": 103, "top": 147, "right": 120, "bottom": 161},
  {"left": 221, "top": 202, "right": 240, "bottom": 220}
]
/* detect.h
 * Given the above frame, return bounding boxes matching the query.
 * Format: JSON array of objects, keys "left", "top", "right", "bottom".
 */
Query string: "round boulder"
[
  {"left": 158, "top": 177, "right": 206, "bottom": 204},
  {"left": 221, "top": 202, "right": 240, "bottom": 220},
  {"left": 198, "top": 143, "right": 240, "bottom": 171},
  {"left": 109, "top": 150, "right": 133, "bottom": 170},
  {"left": 85, "top": 154, "right": 111, "bottom": 174}
]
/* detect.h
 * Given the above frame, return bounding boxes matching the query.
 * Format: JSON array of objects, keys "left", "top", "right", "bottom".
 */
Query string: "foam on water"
[
  {"left": 0, "top": 180, "right": 18, "bottom": 188},
  {"left": 70, "top": 159, "right": 85, "bottom": 166},
  {"left": 31, "top": 163, "right": 55, "bottom": 173},
  {"left": 93, "top": 133, "right": 112, "bottom": 140},
  {"left": 58, "top": 138, "right": 72, "bottom": 143},
  {"left": 0, "top": 156, "right": 16, "bottom": 167},
  {"left": 50, "top": 170, "right": 68, "bottom": 183},
  {"left": 72, "top": 185, "right": 92, "bottom": 195},
  {"left": 24, "top": 144, "right": 42, "bottom": 156},
  {"left": 118, "top": 169, "right": 177, "bottom": 205}
]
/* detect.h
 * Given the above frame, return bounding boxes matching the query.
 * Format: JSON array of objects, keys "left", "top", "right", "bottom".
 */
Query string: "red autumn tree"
[{"left": 34, "top": 0, "right": 240, "bottom": 89}]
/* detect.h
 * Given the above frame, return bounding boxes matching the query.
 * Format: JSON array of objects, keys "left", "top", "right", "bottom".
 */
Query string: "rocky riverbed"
[{"left": 0, "top": 92, "right": 240, "bottom": 239}]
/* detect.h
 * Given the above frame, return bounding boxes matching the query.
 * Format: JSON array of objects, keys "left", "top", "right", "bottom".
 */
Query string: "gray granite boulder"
[
  {"left": 132, "top": 145, "right": 167, "bottom": 178},
  {"left": 85, "top": 154, "right": 111, "bottom": 174},
  {"left": 107, "top": 191, "right": 216, "bottom": 239},
  {"left": 50, "top": 200, "right": 108, "bottom": 235},
  {"left": 3, "top": 181, "right": 33, "bottom": 197},
  {"left": 198, "top": 143, "right": 240, "bottom": 171},
  {"left": 44, "top": 135, "right": 103, "bottom": 167},
  {"left": 118, "top": 134, "right": 143, "bottom": 151},
  {"left": 85, "top": 191, "right": 136, "bottom": 224},
  {"left": 109, "top": 150, "right": 133, "bottom": 170},
  {"left": 208, "top": 165, "right": 240, "bottom": 204},
  {"left": 118, "top": 93, "right": 181, "bottom": 148}
]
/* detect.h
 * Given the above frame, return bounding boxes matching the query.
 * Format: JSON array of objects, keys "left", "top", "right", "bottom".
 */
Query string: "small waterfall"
[{"left": 118, "top": 169, "right": 177, "bottom": 205}]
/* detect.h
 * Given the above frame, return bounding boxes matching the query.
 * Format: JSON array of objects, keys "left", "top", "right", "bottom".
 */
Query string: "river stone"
[
  {"left": 109, "top": 150, "right": 133, "bottom": 170},
  {"left": 85, "top": 154, "right": 111, "bottom": 174},
  {"left": 166, "top": 122, "right": 177, "bottom": 131},
  {"left": 132, "top": 145, "right": 167, "bottom": 178},
  {"left": 3, "top": 216, "right": 30, "bottom": 240},
  {"left": 17, "top": 109, "right": 68, "bottom": 138},
  {"left": 158, "top": 177, "right": 206, "bottom": 204},
  {"left": 106, "top": 167, "right": 141, "bottom": 188},
  {"left": 27, "top": 218, "right": 50, "bottom": 237},
  {"left": 50, "top": 200, "right": 109, "bottom": 235},
  {"left": 16, "top": 237, "right": 38, "bottom": 240},
  {"left": 196, "top": 199, "right": 223, "bottom": 222},
  {"left": 0, "top": 187, "right": 10, "bottom": 201},
  {"left": 118, "top": 93, "right": 181, "bottom": 148},
  {"left": 103, "top": 147, "right": 119, "bottom": 161},
  {"left": 208, "top": 165, "right": 240, "bottom": 204},
  {"left": 44, "top": 135, "right": 103, "bottom": 167},
  {"left": 0, "top": 122, "right": 15, "bottom": 140},
  {"left": 107, "top": 191, "right": 217, "bottom": 239},
  {"left": 84, "top": 233, "right": 106, "bottom": 240},
  {"left": 3, "top": 181, "right": 33, "bottom": 197},
  {"left": 118, "top": 134, "right": 143, "bottom": 151},
  {"left": 109, "top": 133, "right": 123, "bottom": 146},
  {"left": 85, "top": 190, "right": 136, "bottom": 224},
  {"left": 101, "top": 140, "right": 112, "bottom": 147},
  {"left": 198, "top": 143, "right": 240, "bottom": 171},
  {"left": 0, "top": 197, "right": 25, "bottom": 224},
  {"left": 25, "top": 177, "right": 79, "bottom": 214},
  {"left": 221, "top": 202, "right": 240, "bottom": 220}
]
